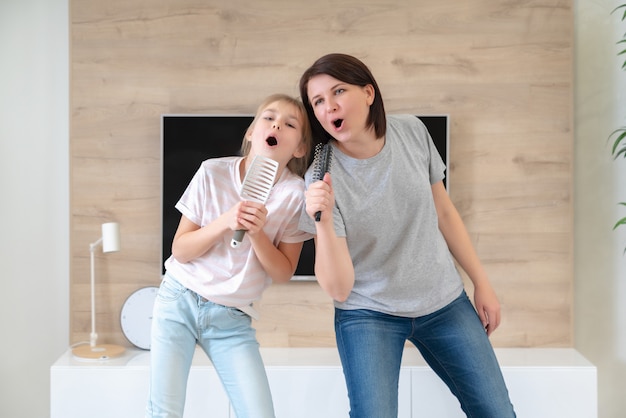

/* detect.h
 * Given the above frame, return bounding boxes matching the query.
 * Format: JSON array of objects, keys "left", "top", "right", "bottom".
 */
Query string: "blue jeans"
[
  {"left": 146, "top": 273, "right": 275, "bottom": 418},
  {"left": 335, "top": 291, "right": 516, "bottom": 418}
]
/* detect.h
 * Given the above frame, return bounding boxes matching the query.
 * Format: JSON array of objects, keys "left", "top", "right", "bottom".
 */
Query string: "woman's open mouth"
[{"left": 332, "top": 119, "right": 344, "bottom": 129}]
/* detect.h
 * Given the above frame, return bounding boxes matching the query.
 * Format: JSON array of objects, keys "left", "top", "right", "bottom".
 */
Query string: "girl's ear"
[
  {"left": 245, "top": 125, "right": 254, "bottom": 141},
  {"left": 293, "top": 141, "right": 306, "bottom": 159}
]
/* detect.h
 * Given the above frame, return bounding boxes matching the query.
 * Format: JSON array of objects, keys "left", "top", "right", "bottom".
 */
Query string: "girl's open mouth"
[{"left": 266, "top": 136, "right": 278, "bottom": 146}]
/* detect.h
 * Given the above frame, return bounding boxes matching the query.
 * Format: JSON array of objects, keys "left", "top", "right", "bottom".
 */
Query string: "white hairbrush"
[{"left": 231, "top": 156, "right": 279, "bottom": 248}]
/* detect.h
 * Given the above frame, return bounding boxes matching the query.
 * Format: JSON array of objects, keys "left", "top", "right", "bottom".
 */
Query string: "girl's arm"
[
  {"left": 306, "top": 173, "right": 355, "bottom": 302},
  {"left": 171, "top": 200, "right": 260, "bottom": 263},
  {"left": 171, "top": 199, "right": 303, "bottom": 282},
  {"left": 171, "top": 214, "right": 229, "bottom": 263},
  {"left": 431, "top": 180, "right": 501, "bottom": 336},
  {"left": 235, "top": 199, "right": 303, "bottom": 283},
  {"left": 172, "top": 201, "right": 302, "bottom": 282},
  {"left": 248, "top": 234, "right": 303, "bottom": 283}
]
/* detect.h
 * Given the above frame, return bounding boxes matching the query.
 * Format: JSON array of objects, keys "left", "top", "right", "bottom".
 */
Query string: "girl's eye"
[{"left": 287, "top": 123, "right": 297, "bottom": 129}]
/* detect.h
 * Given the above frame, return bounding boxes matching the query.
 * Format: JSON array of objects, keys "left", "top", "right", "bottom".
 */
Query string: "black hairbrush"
[{"left": 311, "top": 142, "right": 333, "bottom": 222}]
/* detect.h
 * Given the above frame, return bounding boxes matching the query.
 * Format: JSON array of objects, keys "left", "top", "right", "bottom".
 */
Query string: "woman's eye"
[
  {"left": 313, "top": 98, "right": 323, "bottom": 106},
  {"left": 334, "top": 88, "right": 344, "bottom": 95}
]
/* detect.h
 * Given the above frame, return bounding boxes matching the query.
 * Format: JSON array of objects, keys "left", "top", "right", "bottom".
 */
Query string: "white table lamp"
[{"left": 72, "top": 222, "right": 126, "bottom": 360}]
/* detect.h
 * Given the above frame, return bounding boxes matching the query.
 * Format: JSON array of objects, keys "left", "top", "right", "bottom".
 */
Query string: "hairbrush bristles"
[{"left": 312, "top": 143, "right": 333, "bottom": 221}]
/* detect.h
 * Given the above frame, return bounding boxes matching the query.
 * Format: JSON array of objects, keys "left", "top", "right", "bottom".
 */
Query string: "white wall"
[
  {"left": 0, "top": 0, "right": 624, "bottom": 417},
  {"left": 575, "top": 1, "right": 626, "bottom": 417},
  {"left": 0, "top": 0, "right": 69, "bottom": 417}
]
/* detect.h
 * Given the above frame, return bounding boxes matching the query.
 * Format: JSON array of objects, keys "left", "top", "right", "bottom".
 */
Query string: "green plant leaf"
[
  {"left": 616, "top": 204, "right": 626, "bottom": 255},
  {"left": 610, "top": 128, "right": 626, "bottom": 156},
  {"left": 610, "top": 5, "right": 626, "bottom": 255},
  {"left": 614, "top": 217, "right": 626, "bottom": 230},
  {"left": 612, "top": 4, "right": 626, "bottom": 20}
]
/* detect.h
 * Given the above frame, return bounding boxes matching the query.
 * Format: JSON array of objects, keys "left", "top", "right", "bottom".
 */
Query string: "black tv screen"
[{"left": 161, "top": 115, "right": 448, "bottom": 280}]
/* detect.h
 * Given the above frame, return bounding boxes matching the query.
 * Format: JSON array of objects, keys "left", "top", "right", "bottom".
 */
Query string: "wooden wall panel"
[{"left": 70, "top": 0, "right": 573, "bottom": 348}]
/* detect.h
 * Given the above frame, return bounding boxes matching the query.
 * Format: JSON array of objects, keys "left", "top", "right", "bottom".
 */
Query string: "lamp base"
[{"left": 72, "top": 344, "right": 125, "bottom": 360}]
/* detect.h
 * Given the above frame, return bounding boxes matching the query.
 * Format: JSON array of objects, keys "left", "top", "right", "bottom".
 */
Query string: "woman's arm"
[
  {"left": 305, "top": 173, "right": 355, "bottom": 302},
  {"left": 431, "top": 181, "right": 501, "bottom": 336}
]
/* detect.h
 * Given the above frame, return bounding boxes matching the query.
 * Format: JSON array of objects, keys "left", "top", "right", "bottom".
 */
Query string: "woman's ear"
[{"left": 364, "top": 84, "right": 375, "bottom": 106}]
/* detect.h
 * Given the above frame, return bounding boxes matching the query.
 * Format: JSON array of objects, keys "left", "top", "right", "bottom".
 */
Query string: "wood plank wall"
[{"left": 70, "top": 0, "right": 573, "bottom": 348}]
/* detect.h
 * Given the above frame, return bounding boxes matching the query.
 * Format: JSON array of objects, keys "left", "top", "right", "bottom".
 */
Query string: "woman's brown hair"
[{"left": 299, "top": 53, "right": 387, "bottom": 145}]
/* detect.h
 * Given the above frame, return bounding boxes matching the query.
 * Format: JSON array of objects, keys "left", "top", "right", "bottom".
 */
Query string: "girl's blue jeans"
[
  {"left": 335, "top": 290, "right": 516, "bottom": 418},
  {"left": 146, "top": 273, "right": 275, "bottom": 418}
]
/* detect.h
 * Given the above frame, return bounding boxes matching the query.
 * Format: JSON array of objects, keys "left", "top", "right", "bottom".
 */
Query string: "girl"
[
  {"left": 147, "top": 94, "right": 313, "bottom": 418},
  {"left": 298, "top": 54, "right": 516, "bottom": 417}
]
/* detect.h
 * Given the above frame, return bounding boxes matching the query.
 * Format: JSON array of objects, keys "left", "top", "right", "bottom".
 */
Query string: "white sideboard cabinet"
[{"left": 51, "top": 347, "right": 596, "bottom": 418}]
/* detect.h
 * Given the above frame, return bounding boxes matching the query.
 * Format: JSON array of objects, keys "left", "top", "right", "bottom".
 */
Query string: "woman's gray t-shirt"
[{"left": 299, "top": 114, "right": 463, "bottom": 317}]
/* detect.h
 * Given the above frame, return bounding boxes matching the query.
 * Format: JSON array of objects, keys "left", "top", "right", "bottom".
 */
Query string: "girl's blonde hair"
[{"left": 240, "top": 94, "right": 312, "bottom": 177}]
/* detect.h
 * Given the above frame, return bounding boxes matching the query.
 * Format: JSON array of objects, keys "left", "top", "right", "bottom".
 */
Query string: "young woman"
[
  {"left": 147, "top": 94, "right": 313, "bottom": 418},
  {"left": 298, "top": 53, "right": 516, "bottom": 417}
]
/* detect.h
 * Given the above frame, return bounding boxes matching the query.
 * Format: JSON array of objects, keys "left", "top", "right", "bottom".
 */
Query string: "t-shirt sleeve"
[
  {"left": 426, "top": 128, "right": 446, "bottom": 185},
  {"left": 175, "top": 164, "right": 207, "bottom": 226},
  {"left": 277, "top": 176, "right": 315, "bottom": 244},
  {"left": 282, "top": 211, "right": 314, "bottom": 243},
  {"left": 282, "top": 191, "right": 314, "bottom": 244},
  {"left": 298, "top": 166, "right": 317, "bottom": 234},
  {"left": 409, "top": 116, "right": 446, "bottom": 185}
]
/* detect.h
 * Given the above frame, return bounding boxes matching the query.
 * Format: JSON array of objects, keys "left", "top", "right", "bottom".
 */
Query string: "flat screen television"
[{"left": 161, "top": 114, "right": 449, "bottom": 280}]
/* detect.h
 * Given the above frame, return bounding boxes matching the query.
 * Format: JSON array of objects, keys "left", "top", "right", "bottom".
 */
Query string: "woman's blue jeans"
[
  {"left": 146, "top": 273, "right": 275, "bottom": 418},
  {"left": 335, "top": 291, "right": 516, "bottom": 418}
]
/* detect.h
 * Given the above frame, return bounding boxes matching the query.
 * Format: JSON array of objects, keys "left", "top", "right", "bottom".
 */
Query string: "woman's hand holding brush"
[{"left": 306, "top": 172, "right": 334, "bottom": 222}]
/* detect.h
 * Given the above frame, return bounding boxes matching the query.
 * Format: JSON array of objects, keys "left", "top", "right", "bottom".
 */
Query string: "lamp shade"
[{"left": 101, "top": 222, "right": 121, "bottom": 253}]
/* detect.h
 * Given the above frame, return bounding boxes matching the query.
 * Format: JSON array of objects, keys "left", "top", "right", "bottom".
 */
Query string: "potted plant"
[{"left": 611, "top": 3, "right": 626, "bottom": 253}]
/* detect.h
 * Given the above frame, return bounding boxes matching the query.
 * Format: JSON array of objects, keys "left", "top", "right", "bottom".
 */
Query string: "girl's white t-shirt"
[{"left": 164, "top": 156, "right": 312, "bottom": 311}]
